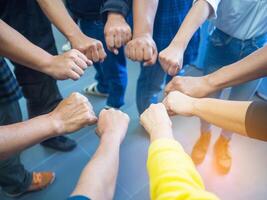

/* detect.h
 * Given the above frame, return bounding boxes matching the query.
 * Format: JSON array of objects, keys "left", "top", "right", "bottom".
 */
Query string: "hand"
[
  {"left": 69, "top": 32, "right": 106, "bottom": 63},
  {"left": 165, "top": 75, "right": 215, "bottom": 97},
  {"left": 49, "top": 92, "right": 97, "bottom": 134},
  {"left": 126, "top": 33, "right": 157, "bottom": 66},
  {"left": 140, "top": 103, "right": 173, "bottom": 141},
  {"left": 45, "top": 49, "right": 92, "bottom": 81},
  {"left": 158, "top": 44, "right": 184, "bottom": 76},
  {"left": 163, "top": 91, "right": 196, "bottom": 116},
  {"left": 104, "top": 12, "right": 132, "bottom": 55},
  {"left": 96, "top": 109, "right": 130, "bottom": 142}
]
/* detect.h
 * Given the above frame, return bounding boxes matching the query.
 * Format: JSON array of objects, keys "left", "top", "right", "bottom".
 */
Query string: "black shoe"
[{"left": 41, "top": 136, "right": 77, "bottom": 151}]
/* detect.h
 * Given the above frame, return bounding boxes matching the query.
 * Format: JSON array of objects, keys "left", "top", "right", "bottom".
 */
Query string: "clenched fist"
[
  {"left": 104, "top": 12, "right": 132, "bottom": 55},
  {"left": 45, "top": 49, "right": 92, "bottom": 81},
  {"left": 159, "top": 44, "right": 184, "bottom": 76},
  {"left": 96, "top": 108, "right": 130, "bottom": 142},
  {"left": 165, "top": 76, "right": 215, "bottom": 97},
  {"left": 126, "top": 33, "right": 157, "bottom": 66},
  {"left": 49, "top": 92, "right": 97, "bottom": 134},
  {"left": 69, "top": 32, "right": 106, "bottom": 63}
]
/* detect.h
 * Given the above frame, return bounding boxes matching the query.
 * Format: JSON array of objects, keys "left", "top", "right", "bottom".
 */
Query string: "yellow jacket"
[{"left": 147, "top": 139, "right": 219, "bottom": 200}]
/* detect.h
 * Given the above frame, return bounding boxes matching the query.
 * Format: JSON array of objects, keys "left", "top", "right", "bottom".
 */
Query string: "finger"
[
  {"left": 144, "top": 49, "right": 157, "bottom": 66},
  {"left": 143, "top": 46, "right": 153, "bottom": 61},
  {"left": 114, "top": 32, "right": 122, "bottom": 48},
  {"left": 91, "top": 45, "right": 100, "bottom": 62},
  {"left": 73, "top": 55, "right": 88, "bottom": 70},
  {"left": 125, "top": 43, "right": 131, "bottom": 58},
  {"left": 67, "top": 70, "right": 80, "bottom": 81},
  {"left": 97, "top": 43, "right": 107, "bottom": 62},
  {"left": 165, "top": 81, "right": 174, "bottom": 94},
  {"left": 168, "top": 65, "right": 179, "bottom": 76},
  {"left": 76, "top": 51, "right": 92, "bottom": 66},
  {"left": 71, "top": 63, "right": 84, "bottom": 76},
  {"left": 112, "top": 48, "right": 119, "bottom": 55},
  {"left": 129, "top": 45, "right": 136, "bottom": 61},
  {"left": 136, "top": 46, "right": 144, "bottom": 61}
]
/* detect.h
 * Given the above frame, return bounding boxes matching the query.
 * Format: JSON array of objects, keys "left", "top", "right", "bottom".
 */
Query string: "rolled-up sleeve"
[
  {"left": 101, "top": 0, "right": 131, "bottom": 20},
  {"left": 193, "top": 0, "right": 221, "bottom": 18}
]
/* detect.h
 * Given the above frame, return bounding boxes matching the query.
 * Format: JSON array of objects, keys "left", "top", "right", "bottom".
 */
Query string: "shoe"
[
  {"left": 41, "top": 136, "right": 77, "bottom": 151},
  {"left": 83, "top": 82, "right": 108, "bottom": 97},
  {"left": 191, "top": 132, "right": 211, "bottom": 165},
  {"left": 5, "top": 172, "right": 55, "bottom": 197},
  {"left": 214, "top": 135, "right": 232, "bottom": 174},
  {"left": 256, "top": 91, "right": 267, "bottom": 101},
  {"left": 62, "top": 41, "right": 71, "bottom": 52}
]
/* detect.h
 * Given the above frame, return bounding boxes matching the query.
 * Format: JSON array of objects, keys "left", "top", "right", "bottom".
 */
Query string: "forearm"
[
  {"left": 206, "top": 46, "right": 267, "bottom": 91},
  {"left": 0, "top": 114, "right": 57, "bottom": 160},
  {"left": 132, "top": 0, "right": 159, "bottom": 37},
  {"left": 37, "top": 0, "right": 82, "bottom": 40},
  {"left": 193, "top": 98, "right": 251, "bottom": 136},
  {"left": 0, "top": 20, "right": 53, "bottom": 74},
  {"left": 71, "top": 135, "right": 121, "bottom": 200},
  {"left": 171, "top": 0, "right": 211, "bottom": 50}
]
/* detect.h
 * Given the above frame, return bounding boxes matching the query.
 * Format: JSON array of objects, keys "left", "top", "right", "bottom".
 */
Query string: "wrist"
[
  {"left": 47, "top": 113, "right": 65, "bottom": 136},
  {"left": 38, "top": 53, "right": 55, "bottom": 75},
  {"left": 132, "top": 32, "right": 152, "bottom": 39},
  {"left": 169, "top": 39, "right": 187, "bottom": 52},
  {"left": 107, "top": 12, "right": 125, "bottom": 22},
  {"left": 150, "top": 127, "right": 174, "bottom": 142},
  {"left": 204, "top": 74, "right": 221, "bottom": 93},
  {"left": 100, "top": 132, "right": 122, "bottom": 145}
]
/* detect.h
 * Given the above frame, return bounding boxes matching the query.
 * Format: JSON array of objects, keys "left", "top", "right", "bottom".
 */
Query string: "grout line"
[{"left": 128, "top": 183, "right": 149, "bottom": 200}]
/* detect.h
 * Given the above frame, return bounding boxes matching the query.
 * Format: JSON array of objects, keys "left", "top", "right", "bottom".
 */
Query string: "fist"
[
  {"left": 50, "top": 92, "right": 97, "bottom": 134},
  {"left": 47, "top": 49, "right": 92, "bottom": 81},
  {"left": 140, "top": 103, "right": 172, "bottom": 139},
  {"left": 104, "top": 12, "right": 132, "bottom": 55},
  {"left": 163, "top": 91, "right": 195, "bottom": 116},
  {"left": 159, "top": 45, "right": 184, "bottom": 76},
  {"left": 96, "top": 109, "right": 130, "bottom": 142},
  {"left": 165, "top": 76, "right": 214, "bottom": 97},
  {"left": 126, "top": 34, "right": 157, "bottom": 66},
  {"left": 70, "top": 32, "right": 106, "bottom": 63}
]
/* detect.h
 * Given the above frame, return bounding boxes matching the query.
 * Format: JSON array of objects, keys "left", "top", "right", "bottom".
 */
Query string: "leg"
[
  {"left": 80, "top": 19, "right": 127, "bottom": 108},
  {"left": 0, "top": 101, "right": 32, "bottom": 195},
  {"left": 136, "top": 61, "right": 166, "bottom": 114}
]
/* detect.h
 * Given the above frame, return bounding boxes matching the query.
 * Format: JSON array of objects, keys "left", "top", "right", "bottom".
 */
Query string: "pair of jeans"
[
  {"left": 201, "top": 28, "right": 267, "bottom": 138},
  {"left": 0, "top": 101, "right": 32, "bottom": 194},
  {"left": 2, "top": 0, "right": 63, "bottom": 118},
  {"left": 136, "top": 0, "right": 200, "bottom": 114},
  {"left": 79, "top": 19, "right": 127, "bottom": 108}
]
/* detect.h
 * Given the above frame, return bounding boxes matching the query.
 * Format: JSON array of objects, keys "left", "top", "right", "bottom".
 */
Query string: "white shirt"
[{"left": 195, "top": 0, "right": 267, "bottom": 40}]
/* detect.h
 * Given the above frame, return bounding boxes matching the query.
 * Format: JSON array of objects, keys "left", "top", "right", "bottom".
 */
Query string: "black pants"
[
  {"left": 0, "top": 101, "right": 32, "bottom": 194},
  {"left": 2, "top": 0, "right": 63, "bottom": 118}
]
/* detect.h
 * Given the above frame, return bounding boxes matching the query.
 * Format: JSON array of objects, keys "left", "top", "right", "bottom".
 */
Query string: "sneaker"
[
  {"left": 214, "top": 135, "right": 232, "bottom": 174},
  {"left": 191, "top": 132, "right": 211, "bottom": 165},
  {"left": 62, "top": 41, "right": 71, "bottom": 52},
  {"left": 83, "top": 82, "right": 108, "bottom": 97},
  {"left": 41, "top": 136, "right": 77, "bottom": 152},
  {"left": 5, "top": 172, "right": 55, "bottom": 197}
]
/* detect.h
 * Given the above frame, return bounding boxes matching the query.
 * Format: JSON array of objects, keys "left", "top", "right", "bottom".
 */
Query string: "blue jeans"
[
  {"left": 201, "top": 28, "right": 267, "bottom": 138},
  {"left": 136, "top": 0, "right": 200, "bottom": 114},
  {"left": 80, "top": 19, "right": 127, "bottom": 108}
]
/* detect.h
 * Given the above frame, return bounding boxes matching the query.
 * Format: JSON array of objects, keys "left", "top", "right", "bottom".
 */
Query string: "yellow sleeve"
[{"left": 147, "top": 139, "right": 219, "bottom": 200}]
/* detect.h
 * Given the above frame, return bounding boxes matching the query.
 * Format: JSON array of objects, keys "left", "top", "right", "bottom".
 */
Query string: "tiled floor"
[{"left": 1, "top": 29, "right": 267, "bottom": 200}]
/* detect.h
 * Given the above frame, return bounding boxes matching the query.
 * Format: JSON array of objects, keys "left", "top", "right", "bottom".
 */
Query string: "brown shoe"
[
  {"left": 5, "top": 171, "right": 55, "bottom": 197},
  {"left": 191, "top": 132, "right": 211, "bottom": 165},
  {"left": 214, "top": 135, "right": 232, "bottom": 174}
]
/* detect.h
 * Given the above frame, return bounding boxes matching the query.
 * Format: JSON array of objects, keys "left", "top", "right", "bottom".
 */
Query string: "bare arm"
[
  {"left": 125, "top": 0, "right": 159, "bottom": 66},
  {"left": 165, "top": 45, "right": 267, "bottom": 97},
  {"left": 71, "top": 109, "right": 129, "bottom": 200},
  {"left": 0, "top": 20, "right": 91, "bottom": 80},
  {"left": 37, "top": 0, "right": 106, "bottom": 62},
  {"left": 0, "top": 93, "right": 97, "bottom": 160},
  {"left": 159, "top": 0, "right": 213, "bottom": 75}
]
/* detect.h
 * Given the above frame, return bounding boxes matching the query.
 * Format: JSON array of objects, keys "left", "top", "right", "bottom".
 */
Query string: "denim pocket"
[{"left": 209, "top": 29, "right": 231, "bottom": 47}]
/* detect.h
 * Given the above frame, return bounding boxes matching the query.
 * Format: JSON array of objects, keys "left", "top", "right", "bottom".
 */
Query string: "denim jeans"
[
  {"left": 201, "top": 28, "right": 267, "bottom": 138},
  {"left": 80, "top": 19, "right": 127, "bottom": 108},
  {"left": 0, "top": 101, "right": 32, "bottom": 194}
]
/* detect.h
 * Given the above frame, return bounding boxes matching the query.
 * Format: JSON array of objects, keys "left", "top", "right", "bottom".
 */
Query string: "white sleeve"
[{"left": 193, "top": 0, "right": 221, "bottom": 19}]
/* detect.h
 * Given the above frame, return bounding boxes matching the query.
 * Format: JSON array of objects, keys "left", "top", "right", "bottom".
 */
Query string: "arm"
[
  {"left": 70, "top": 109, "right": 129, "bottom": 200},
  {"left": 125, "top": 0, "right": 158, "bottom": 66},
  {"left": 0, "top": 93, "right": 97, "bottom": 160},
  {"left": 163, "top": 91, "right": 267, "bottom": 140},
  {"left": 158, "top": 0, "right": 215, "bottom": 75},
  {"left": 37, "top": 0, "right": 106, "bottom": 62},
  {"left": 0, "top": 20, "right": 91, "bottom": 80},
  {"left": 140, "top": 103, "right": 218, "bottom": 200},
  {"left": 165, "top": 45, "right": 267, "bottom": 97}
]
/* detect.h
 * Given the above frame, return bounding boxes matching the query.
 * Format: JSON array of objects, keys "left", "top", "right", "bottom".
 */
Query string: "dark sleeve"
[
  {"left": 245, "top": 101, "right": 267, "bottom": 141},
  {"left": 100, "top": 0, "right": 132, "bottom": 20},
  {"left": 67, "top": 195, "right": 91, "bottom": 200}
]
